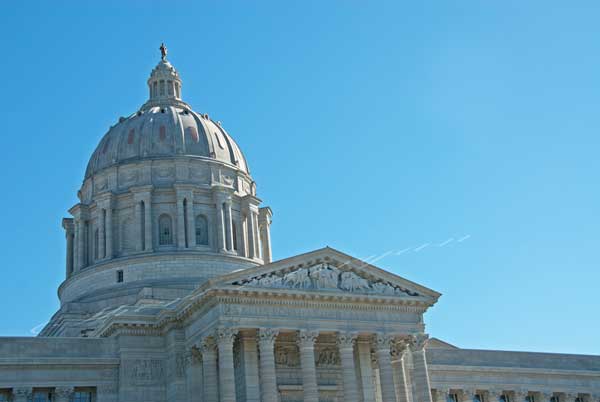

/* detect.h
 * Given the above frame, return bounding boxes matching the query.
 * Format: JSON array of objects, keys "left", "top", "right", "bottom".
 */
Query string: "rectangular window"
[
  {"left": 32, "top": 391, "right": 52, "bottom": 402},
  {"left": 72, "top": 391, "right": 93, "bottom": 402},
  {"left": 117, "top": 270, "right": 124, "bottom": 283},
  {"left": 0, "top": 391, "right": 8, "bottom": 402},
  {"left": 475, "top": 394, "right": 483, "bottom": 402},
  {"left": 500, "top": 395, "right": 510, "bottom": 402},
  {"left": 526, "top": 396, "right": 535, "bottom": 402},
  {"left": 551, "top": 397, "right": 560, "bottom": 402},
  {"left": 448, "top": 394, "right": 459, "bottom": 402}
]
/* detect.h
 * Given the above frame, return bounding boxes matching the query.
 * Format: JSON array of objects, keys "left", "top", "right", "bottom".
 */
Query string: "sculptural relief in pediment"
[{"left": 232, "top": 263, "right": 420, "bottom": 297}]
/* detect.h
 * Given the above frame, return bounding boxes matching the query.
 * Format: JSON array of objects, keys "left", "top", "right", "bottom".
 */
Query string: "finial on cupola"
[{"left": 160, "top": 42, "right": 168, "bottom": 61}]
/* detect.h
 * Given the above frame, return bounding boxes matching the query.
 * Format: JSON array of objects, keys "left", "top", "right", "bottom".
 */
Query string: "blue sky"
[{"left": 1, "top": 1, "right": 599, "bottom": 354}]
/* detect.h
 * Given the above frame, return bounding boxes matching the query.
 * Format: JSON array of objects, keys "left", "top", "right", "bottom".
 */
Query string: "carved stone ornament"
[
  {"left": 200, "top": 336, "right": 217, "bottom": 354},
  {"left": 297, "top": 330, "right": 319, "bottom": 348},
  {"left": 275, "top": 345, "right": 300, "bottom": 367},
  {"left": 258, "top": 328, "right": 279, "bottom": 345},
  {"left": 316, "top": 346, "right": 341, "bottom": 367},
  {"left": 410, "top": 333, "right": 429, "bottom": 351},
  {"left": 54, "top": 387, "right": 74, "bottom": 399},
  {"left": 375, "top": 334, "right": 396, "bottom": 350},
  {"left": 216, "top": 327, "right": 238, "bottom": 345},
  {"left": 336, "top": 332, "right": 358, "bottom": 349},
  {"left": 233, "top": 263, "right": 420, "bottom": 296}
]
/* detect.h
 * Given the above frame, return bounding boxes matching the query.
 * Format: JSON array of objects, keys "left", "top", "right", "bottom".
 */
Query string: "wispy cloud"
[
  {"left": 395, "top": 247, "right": 411, "bottom": 255},
  {"left": 457, "top": 234, "right": 471, "bottom": 243}
]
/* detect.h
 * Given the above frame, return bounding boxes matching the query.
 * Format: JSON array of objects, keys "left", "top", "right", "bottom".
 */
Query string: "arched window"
[
  {"left": 195, "top": 214, "right": 208, "bottom": 245},
  {"left": 159, "top": 214, "right": 173, "bottom": 245}
]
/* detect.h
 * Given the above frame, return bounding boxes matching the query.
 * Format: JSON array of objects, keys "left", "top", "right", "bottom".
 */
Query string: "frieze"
[
  {"left": 232, "top": 263, "right": 420, "bottom": 297},
  {"left": 315, "top": 346, "right": 340, "bottom": 367}
]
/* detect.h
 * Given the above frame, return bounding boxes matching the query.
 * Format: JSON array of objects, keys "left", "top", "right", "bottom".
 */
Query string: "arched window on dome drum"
[
  {"left": 159, "top": 214, "right": 173, "bottom": 245},
  {"left": 153, "top": 81, "right": 157, "bottom": 97},
  {"left": 175, "top": 83, "right": 180, "bottom": 98},
  {"left": 195, "top": 214, "right": 208, "bottom": 246},
  {"left": 167, "top": 80, "right": 174, "bottom": 96},
  {"left": 159, "top": 80, "right": 165, "bottom": 96}
]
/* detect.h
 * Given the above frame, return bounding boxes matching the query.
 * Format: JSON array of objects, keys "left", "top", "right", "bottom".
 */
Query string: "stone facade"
[{"left": 0, "top": 49, "right": 599, "bottom": 402}]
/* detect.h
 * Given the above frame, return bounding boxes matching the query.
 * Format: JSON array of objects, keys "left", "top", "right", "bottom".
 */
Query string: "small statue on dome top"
[{"left": 160, "top": 43, "right": 168, "bottom": 61}]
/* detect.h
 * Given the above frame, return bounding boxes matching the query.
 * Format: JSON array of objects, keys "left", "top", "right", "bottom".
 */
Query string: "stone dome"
[{"left": 85, "top": 59, "right": 249, "bottom": 179}]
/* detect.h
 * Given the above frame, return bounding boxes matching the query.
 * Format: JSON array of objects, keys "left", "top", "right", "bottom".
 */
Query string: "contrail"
[
  {"left": 414, "top": 243, "right": 430, "bottom": 252},
  {"left": 29, "top": 322, "right": 47, "bottom": 335},
  {"left": 457, "top": 234, "right": 471, "bottom": 242},
  {"left": 438, "top": 238, "right": 454, "bottom": 247},
  {"left": 395, "top": 247, "right": 411, "bottom": 255}
]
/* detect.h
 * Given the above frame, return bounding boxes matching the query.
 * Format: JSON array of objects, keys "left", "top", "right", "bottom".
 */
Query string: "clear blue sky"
[{"left": 1, "top": 1, "right": 599, "bottom": 355}]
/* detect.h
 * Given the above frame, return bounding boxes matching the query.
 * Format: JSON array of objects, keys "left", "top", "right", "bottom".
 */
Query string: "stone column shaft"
[
  {"left": 241, "top": 333, "right": 260, "bottom": 402},
  {"left": 298, "top": 331, "right": 319, "bottom": 402},
  {"left": 105, "top": 206, "right": 113, "bottom": 258},
  {"left": 376, "top": 334, "right": 398, "bottom": 402},
  {"left": 98, "top": 208, "right": 106, "bottom": 259},
  {"left": 411, "top": 335, "right": 433, "bottom": 402},
  {"left": 63, "top": 220, "right": 74, "bottom": 276},
  {"left": 217, "top": 328, "right": 238, "bottom": 402},
  {"left": 337, "top": 333, "right": 360, "bottom": 402},
  {"left": 202, "top": 339, "right": 219, "bottom": 402},
  {"left": 216, "top": 202, "right": 226, "bottom": 252},
  {"left": 176, "top": 195, "right": 187, "bottom": 249},
  {"left": 392, "top": 353, "right": 411, "bottom": 402},
  {"left": 76, "top": 219, "right": 85, "bottom": 269},
  {"left": 246, "top": 212, "right": 256, "bottom": 258},
  {"left": 224, "top": 201, "right": 234, "bottom": 251},
  {"left": 358, "top": 339, "right": 376, "bottom": 402},
  {"left": 135, "top": 200, "right": 144, "bottom": 251},
  {"left": 186, "top": 193, "right": 195, "bottom": 248},
  {"left": 258, "top": 329, "right": 279, "bottom": 402},
  {"left": 258, "top": 207, "right": 273, "bottom": 264},
  {"left": 186, "top": 348, "right": 203, "bottom": 402},
  {"left": 143, "top": 196, "right": 152, "bottom": 251}
]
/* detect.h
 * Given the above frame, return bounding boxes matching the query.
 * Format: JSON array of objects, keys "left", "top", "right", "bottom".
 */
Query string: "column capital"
[
  {"left": 391, "top": 338, "right": 410, "bottom": 358},
  {"left": 462, "top": 389, "right": 477, "bottom": 401},
  {"left": 409, "top": 333, "right": 430, "bottom": 351},
  {"left": 513, "top": 391, "right": 529, "bottom": 401},
  {"left": 54, "top": 387, "right": 74, "bottom": 399},
  {"left": 13, "top": 388, "right": 32, "bottom": 399},
  {"left": 200, "top": 336, "right": 217, "bottom": 354},
  {"left": 538, "top": 392, "right": 555, "bottom": 401},
  {"left": 374, "top": 333, "right": 396, "bottom": 350},
  {"left": 258, "top": 206, "right": 273, "bottom": 224},
  {"left": 258, "top": 328, "right": 279, "bottom": 344},
  {"left": 435, "top": 388, "right": 450, "bottom": 398},
  {"left": 337, "top": 331, "right": 358, "bottom": 349},
  {"left": 216, "top": 327, "right": 238, "bottom": 345},
  {"left": 488, "top": 390, "right": 503, "bottom": 400},
  {"left": 297, "top": 330, "right": 319, "bottom": 347},
  {"left": 564, "top": 394, "right": 579, "bottom": 402},
  {"left": 62, "top": 217, "right": 74, "bottom": 233}
]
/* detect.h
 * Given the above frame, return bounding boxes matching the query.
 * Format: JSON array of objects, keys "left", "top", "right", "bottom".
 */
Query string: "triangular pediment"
[{"left": 212, "top": 247, "right": 441, "bottom": 305}]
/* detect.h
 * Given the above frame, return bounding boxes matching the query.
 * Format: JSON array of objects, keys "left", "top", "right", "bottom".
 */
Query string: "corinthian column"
[
  {"left": 201, "top": 337, "right": 219, "bottom": 402},
  {"left": 224, "top": 200, "right": 234, "bottom": 251},
  {"left": 258, "top": 328, "right": 279, "bottom": 402},
  {"left": 392, "top": 340, "right": 411, "bottom": 402},
  {"left": 217, "top": 327, "right": 238, "bottom": 402},
  {"left": 411, "top": 334, "right": 434, "bottom": 402},
  {"left": 337, "top": 332, "right": 359, "bottom": 402},
  {"left": 375, "top": 334, "right": 398, "bottom": 402},
  {"left": 297, "top": 330, "right": 319, "bottom": 402},
  {"left": 186, "top": 347, "right": 203, "bottom": 402}
]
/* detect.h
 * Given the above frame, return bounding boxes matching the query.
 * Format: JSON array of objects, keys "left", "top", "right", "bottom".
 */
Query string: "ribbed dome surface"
[{"left": 85, "top": 106, "right": 249, "bottom": 178}]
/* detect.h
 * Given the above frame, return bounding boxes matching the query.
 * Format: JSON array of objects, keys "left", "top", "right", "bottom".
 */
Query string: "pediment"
[{"left": 214, "top": 247, "right": 440, "bottom": 304}]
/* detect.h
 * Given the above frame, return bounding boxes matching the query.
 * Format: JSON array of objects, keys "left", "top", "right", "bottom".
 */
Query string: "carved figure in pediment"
[
  {"left": 282, "top": 268, "right": 311, "bottom": 289},
  {"left": 310, "top": 265, "right": 340, "bottom": 289},
  {"left": 371, "top": 282, "right": 396, "bottom": 295},
  {"left": 339, "top": 271, "right": 370, "bottom": 292}
]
